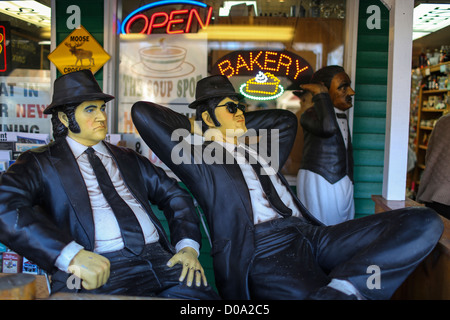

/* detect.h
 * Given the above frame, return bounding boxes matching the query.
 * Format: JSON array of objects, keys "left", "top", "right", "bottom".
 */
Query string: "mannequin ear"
[
  {"left": 58, "top": 111, "right": 69, "bottom": 128},
  {"left": 201, "top": 111, "right": 216, "bottom": 128}
]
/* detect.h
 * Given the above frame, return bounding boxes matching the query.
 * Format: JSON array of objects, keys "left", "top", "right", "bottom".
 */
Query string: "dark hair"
[
  {"left": 195, "top": 96, "right": 240, "bottom": 133},
  {"left": 50, "top": 103, "right": 81, "bottom": 139},
  {"left": 311, "top": 65, "right": 345, "bottom": 89}
]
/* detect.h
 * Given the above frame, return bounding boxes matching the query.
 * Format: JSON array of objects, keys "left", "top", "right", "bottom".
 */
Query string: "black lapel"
[
  {"left": 49, "top": 139, "right": 95, "bottom": 249},
  {"left": 206, "top": 141, "right": 254, "bottom": 225}
]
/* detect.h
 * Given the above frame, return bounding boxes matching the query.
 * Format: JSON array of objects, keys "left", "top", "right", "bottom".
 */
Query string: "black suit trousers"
[
  {"left": 51, "top": 242, "right": 219, "bottom": 299},
  {"left": 249, "top": 207, "right": 443, "bottom": 300}
]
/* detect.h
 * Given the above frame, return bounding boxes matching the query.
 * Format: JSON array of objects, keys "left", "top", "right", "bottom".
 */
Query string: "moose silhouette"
[{"left": 65, "top": 41, "right": 95, "bottom": 66}]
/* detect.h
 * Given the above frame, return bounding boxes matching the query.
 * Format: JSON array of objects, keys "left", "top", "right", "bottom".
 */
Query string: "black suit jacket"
[
  {"left": 300, "top": 93, "right": 354, "bottom": 183},
  {"left": 0, "top": 138, "right": 201, "bottom": 274},
  {"left": 132, "top": 102, "right": 321, "bottom": 299}
]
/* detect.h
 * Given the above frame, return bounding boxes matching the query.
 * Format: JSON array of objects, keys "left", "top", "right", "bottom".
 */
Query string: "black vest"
[{"left": 300, "top": 94, "right": 354, "bottom": 184}]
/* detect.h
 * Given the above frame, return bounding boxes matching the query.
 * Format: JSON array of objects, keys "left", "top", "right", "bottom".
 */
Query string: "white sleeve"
[{"left": 54, "top": 241, "right": 84, "bottom": 273}]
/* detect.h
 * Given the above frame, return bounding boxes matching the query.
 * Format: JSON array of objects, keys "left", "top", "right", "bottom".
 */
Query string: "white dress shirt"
[
  {"left": 220, "top": 141, "right": 302, "bottom": 225},
  {"left": 55, "top": 137, "right": 199, "bottom": 272},
  {"left": 297, "top": 108, "right": 355, "bottom": 225}
]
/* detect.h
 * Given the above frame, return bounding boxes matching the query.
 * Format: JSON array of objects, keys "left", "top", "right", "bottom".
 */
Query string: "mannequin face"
[
  {"left": 202, "top": 97, "right": 247, "bottom": 144},
  {"left": 329, "top": 72, "right": 355, "bottom": 111},
  {"left": 59, "top": 100, "right": 107, "bottom": 146}
]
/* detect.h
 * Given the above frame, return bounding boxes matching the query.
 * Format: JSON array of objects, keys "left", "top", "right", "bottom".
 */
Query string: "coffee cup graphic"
[{"left": 139, "top": 46, "right": 187, "bottom": 72}]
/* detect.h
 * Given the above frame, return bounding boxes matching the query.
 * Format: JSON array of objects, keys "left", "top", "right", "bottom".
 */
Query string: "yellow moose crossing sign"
[{"left": 48, "top": 25, "right": 110, "bottom": 75}]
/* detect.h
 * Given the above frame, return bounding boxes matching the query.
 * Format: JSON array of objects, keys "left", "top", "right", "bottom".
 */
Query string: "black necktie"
[
  {"left": 85, "top": 147, "right": 145, "bottom": 255},
  {"left": 237, "top": 147, "right": 292, "bottom": 218}
]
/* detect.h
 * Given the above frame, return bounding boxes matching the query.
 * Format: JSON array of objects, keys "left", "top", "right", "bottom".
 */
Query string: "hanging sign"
[
  {"left": 121, "top": 0, "right": 213, "bottom": 35},
  {"left": 212, "top": 50, "right": 313, "bottom": 100},
  {"left": 212, "top": 50, "right": 313, "bottom": 82},
  {"left": 47, "top": 25, "right": 110, "bottom": 75},
  {"left": 0, "top": 71, "right": 52, "bottom": 135},
  {"left": 118, "top": 33, "right": 207, "bottom": 167}
]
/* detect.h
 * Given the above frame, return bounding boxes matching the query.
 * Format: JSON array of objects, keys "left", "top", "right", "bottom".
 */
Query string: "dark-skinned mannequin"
[{"left": 297, "top": 66, "right": 356, "bottom": 225}]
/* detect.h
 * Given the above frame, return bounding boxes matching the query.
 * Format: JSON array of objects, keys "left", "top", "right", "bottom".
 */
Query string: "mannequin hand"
[
  {"left": 166, "top": 246, "right": 207, "bottom": 287},
  {"left": 68, "top": 249, "right": 110, "bottom": 290},
  {"left": 301, "top": 83, "right": 328, "bottom": 96}
]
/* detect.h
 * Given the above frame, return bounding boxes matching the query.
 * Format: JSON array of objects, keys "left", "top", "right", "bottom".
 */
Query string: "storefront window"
[
  {"left": 117, "top": 0, "right": 346, "bottom": 161},
  {"left": 0, "top": 0, "right": 52, "bottom": 166}
]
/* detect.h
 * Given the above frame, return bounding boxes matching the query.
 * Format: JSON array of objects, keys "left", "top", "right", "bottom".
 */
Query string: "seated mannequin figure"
[
  {"left": 0, "top": 70, "right": 218, "bottom": 299},
  {"left": 131, "top": 74, "right": 443, "bottom": 300}
]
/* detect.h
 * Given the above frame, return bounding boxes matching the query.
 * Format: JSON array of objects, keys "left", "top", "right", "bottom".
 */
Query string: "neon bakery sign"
[
  {"left": 121, "top": 0, "right": 213, "bottom": 35},
  {"left": 211, "top": 50, "right": 313, "bottom": 100}
]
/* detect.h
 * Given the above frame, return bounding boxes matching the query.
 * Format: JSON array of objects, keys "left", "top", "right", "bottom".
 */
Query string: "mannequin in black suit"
[
  {"left": 132, "top": 75, "right": 443, "bottom": 300},
  {"left": 0, "top": 70, "right": 217, "bottom": 299},
  {"left": 297, "top": 66, "right": 355, "bottom": 225}
]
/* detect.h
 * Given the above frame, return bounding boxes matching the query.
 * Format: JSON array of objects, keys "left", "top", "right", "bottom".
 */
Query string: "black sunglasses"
[{"left": 217, "top": 101, "right": 246, "bottom": 114}]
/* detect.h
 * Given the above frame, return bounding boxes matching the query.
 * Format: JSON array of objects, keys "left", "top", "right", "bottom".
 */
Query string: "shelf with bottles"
[
  {"left": 416, "top": 92, "right": 448, "bottom": 150},
  {"left": 418, "top": 46, "right": 450, "bottom": 71},
  {"left": 409, "top": 60, "right": 449, "bottom": 196}
]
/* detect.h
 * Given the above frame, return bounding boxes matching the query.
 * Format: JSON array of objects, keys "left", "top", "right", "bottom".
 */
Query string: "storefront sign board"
[
  {"left": 48, "top": 25, "right": 110, "bottom": 75},
  {"left": 117, "top": 33, "right": 207, "bottom": 165},
  {"left": 0, "top": 71, "right": 52, "bottom": 136},
  {"left": 211, "top": 50, "right": 313, "bottom": 101}
]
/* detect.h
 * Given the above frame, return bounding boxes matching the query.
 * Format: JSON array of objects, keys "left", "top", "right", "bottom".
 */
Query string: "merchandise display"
[{"left": 409, "top": 60, "right": 450, "bottom": 197}]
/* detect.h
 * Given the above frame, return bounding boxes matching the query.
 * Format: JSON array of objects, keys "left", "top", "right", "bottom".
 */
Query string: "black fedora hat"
[
  {"left": 188, "top": 75, "right": 243, "bottom": 109},
  {"left": 44, "top": 70, "right": 115, "bottom": 114}
]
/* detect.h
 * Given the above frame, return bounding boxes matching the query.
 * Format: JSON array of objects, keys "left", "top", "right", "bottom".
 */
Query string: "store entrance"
[{"left": 408, "top": 2, "right": 450, "bottom": 202}]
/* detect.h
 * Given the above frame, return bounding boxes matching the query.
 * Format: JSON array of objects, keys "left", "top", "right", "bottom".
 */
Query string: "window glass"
[
  {"left": 0, "top": 0, "right": 52, "bottom": 146},
  {"left": 117, "top": 0, "right": 346, "bottom": 160}
]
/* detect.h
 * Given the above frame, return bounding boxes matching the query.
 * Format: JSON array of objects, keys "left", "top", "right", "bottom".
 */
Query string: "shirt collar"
[
  {"left": 66, "top": 137, "right": 110, "bottom": 159},
  {"left": 334, "top": 107, "right": 347, "bottom": 118}
]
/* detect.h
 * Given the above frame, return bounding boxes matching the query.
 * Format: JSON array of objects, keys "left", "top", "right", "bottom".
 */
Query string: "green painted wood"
[
  {"left": 353, "top": 117, "right": 386, "bottom": 134},
  {"left": 354, "top": 84, "right": 388, "bottom": 101},
  {"left": 353, "top": 149, "right": 385, "bottom": 166},
  {"left": 353, "top": 0, "right": 389, "bottom": 216},
  {"left": 355, "top": 198, "right": 377, "bottom": 215},
  {"left": 355, "top": 68, "right": 388, "bottom": 85},
  {"left": 354, "top": 181, "right": 384, "bottom": 199},
  {"left": 356, "top": 52, "right": 389, "bottom": 68},
  {"left": 354, "top": 166, "right": 384, "bottom": 182},
  {"left": 356, "top": 35, "right": 389, "bottom": 52},
  {"left": 354, "top": 101, "right": 387, "bottom": 117},
  {"left": 353, "top": 133, "right": 385, "bottom": 150}
]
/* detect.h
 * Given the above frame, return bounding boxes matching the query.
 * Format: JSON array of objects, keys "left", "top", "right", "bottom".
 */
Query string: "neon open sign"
[{"left": 121, "top": 0, "right": 213, "bottom": 35}]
